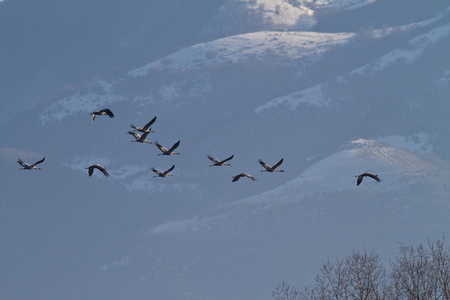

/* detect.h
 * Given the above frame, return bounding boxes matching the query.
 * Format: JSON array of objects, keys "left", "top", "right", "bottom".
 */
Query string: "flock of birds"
[{"left": 17, "top": 108, "right": 382, "bottom": 185}]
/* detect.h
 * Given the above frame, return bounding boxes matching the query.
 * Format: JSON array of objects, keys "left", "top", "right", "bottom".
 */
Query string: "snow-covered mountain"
[{"left": 1, "top": 0, "right": 450, "bottom": 299}]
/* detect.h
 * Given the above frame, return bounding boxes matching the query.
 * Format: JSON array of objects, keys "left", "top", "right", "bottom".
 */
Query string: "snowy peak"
[{"left": 238, "top": 137, "right": 438, "bottom": 206}]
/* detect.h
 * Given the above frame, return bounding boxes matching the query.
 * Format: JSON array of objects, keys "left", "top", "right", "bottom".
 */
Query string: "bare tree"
[
  {"left": 429, "top": 238, "right": 450, "bottom": 299},
  {"left": 274, "top": 237, "right": 450, "bottom": 300},
  {"left": 273, "top": 280, "right": 300, "bottom": 300},
  {"left": 298, "top": 248, "right": 391, "bottom": 300},
  {"left": 391, "top": 236, "right": 450, "bottom": 300}
]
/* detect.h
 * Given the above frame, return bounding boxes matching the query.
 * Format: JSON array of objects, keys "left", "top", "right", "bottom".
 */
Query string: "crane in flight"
[
  {"left": 17, "top": 157, "right": 45, "bottom": 170},
  {"left": 90, "top": 108, "right": 114, "bottom": 123},
  {"left": 258, "top": 158, "right": 284, "bottom": 172},
  {"left": 86, "top": 164, "right": 109, "bottom": 177},
  {"left": 232, "top": 173, "right": 256, "bottom": 182},
  {"left": 155, "top": 140, "right": 181, "bottom": 155},
  {"left": 152, "top": 165, "right": 175, "bottom": 177},
  {"left": 355, "top": 172, "right": 381, "bottom": 186},
  {"left": 130, "top": 116, "right": 157, "bottom": 133},
  {"left": 208, "top": 154, "right": 234, "bottom": 166}
]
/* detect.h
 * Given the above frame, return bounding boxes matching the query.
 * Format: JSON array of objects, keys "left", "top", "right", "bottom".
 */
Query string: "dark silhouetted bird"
[
  {"left": 90, "top": 108, "right": 114, "bottom": 123},
  {"left": 208, "top": 154, "right": 234, "bottom": 166},
  {"left": 152, "top": 165, "right": 175, "bottom": 177},
  {"left": 86, "top": 164, "right": 109, "bottom": 177},
  {"left": 155, "top": 140, "right": 181, "bottom": 155},
  {"left": 17, "top": 157, "right": 45, "bottom": 170},
  {"left": 232, "top": 173, "right": 256, "bottom": 182},
  {"left": 258, "top": 158, "right": 285, "bottom": 172},
  {"left": 355, "top": 172, "right": 381, "bottom": 186}
]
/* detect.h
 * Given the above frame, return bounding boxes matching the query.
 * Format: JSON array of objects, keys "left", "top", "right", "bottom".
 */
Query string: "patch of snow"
[
  {"left": 148, "top": 214, "right": 230, "bottom": 235},
  {"left": 204, "top": 0, "right": 315, "bottom": 36},
  {"left": 302, "top": 0, "right": 378, "bottom": 10},
  {"left": 371, "top": 17, "right": 444, "bottom": 39},
  {"left": 159, "top": 78, "right": 213, "bottom": 102},
  {"left": 352, "top": 22, "right": 450, "bottom": 76},
  {"left": 128, "top": 31, "right": 354, "bottom": 76},
  {"left": 40, "top": 81, "right": 124, "bottom": 125},
  {"left": 374, "top": 133, "right": 433, "bottom": 154},
  {"left": 343, "top": 0, "right": 377, "bottom": 10},
  {"left": 254, "top": 82, "right": 328, "bottom": 113},
  {"left": 241, "top": 0, "right": 315, "bottom": 29}
]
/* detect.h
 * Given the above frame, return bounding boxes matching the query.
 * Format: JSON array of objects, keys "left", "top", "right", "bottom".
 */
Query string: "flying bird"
[
  {"left": 17, "top": 157, "right": 45, "bottom": 170},
  {"left": 130, "top": 116, "right": 157, "bottom": 133},
  {"left": 155, "top": 140, "right": 181, "bottom": 156},
  {"left": 90, "top": 108, "right": 114, "bottom": 123},
  {"left": 232, "top": 173, "right": 256, "bottom": 182},
  {"left": 127, "top": 131, "right": 152, "bottom": 144},
  {"left": 86, "top": 164, "right": 109, "bottom": 177},
  {"left": 355, "top": 172, "right": 381, "bottom": 186},
  {"left": 258, "top": 158, "right": 285, "bottom": 172},
  {"left": 152, "top": 165, "right": 175, "bottom": 177},
  {"left": 208, "top": 154, "right": 234, "bottom": 166}
]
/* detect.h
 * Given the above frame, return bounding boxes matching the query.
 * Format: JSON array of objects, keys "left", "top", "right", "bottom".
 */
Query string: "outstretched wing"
[
  {"left": 221, "top": 155, "right": 234, "bottom": 163},
  {"left": 101, "top": 108, "right": 114, "bottom": 118},
  {"left": 88, "top": 166, "right": 94, "bottom": 176},
  {"left": 356, "top": 175, "right": 363, "bottom": 186},
  {"left": 272, "top": 158, "right": 284, "bottom": 169},
  {"left": 207, "top": 155, "right": 220, "bottom": 164},
  {"left": 140, "top": 131, "right": 150, "bottom": 140},
  {"left": 31, "top": 157, "right": 45, "bottom": 167},
  {"left": 143, "top": 116, "right": 157, "bottom": 130},
  {"left": 244, "top": 173, "right": 256, "bottom": 181},
  {"left": 127, "top": 131, "right": 140, "bottom": 139},
  {"left": 232, "top": 174, "right": 243, "bottom": 182},
  {"left": 366, "top": 173, "right": 381, "bottom": 182},
  {"left": 17, "top": 158, "right": 29, "bottom": 168},
  {"left": 130, "top": 124, "right": 140, "bottom": 131},
  {"left": 154, "top": 141, "right": 168, "bottom": 153},
  {"left": 152, "top": 168, "right": 162, "bottom": 176},
  {"left": 95, "top": 165, "right": 109, "bottom": 176},
  {"left": 163, "top": 165, "right": 175, "bottom": 175},
  {"left": 167, "top": 140, "right": 181, "bottom": 153},
  {"left": 258, "top": 159, "right": 271, "bottom": 171},
  {"left": 232, "top": 173, "right": 255, "bottom": 182}
]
